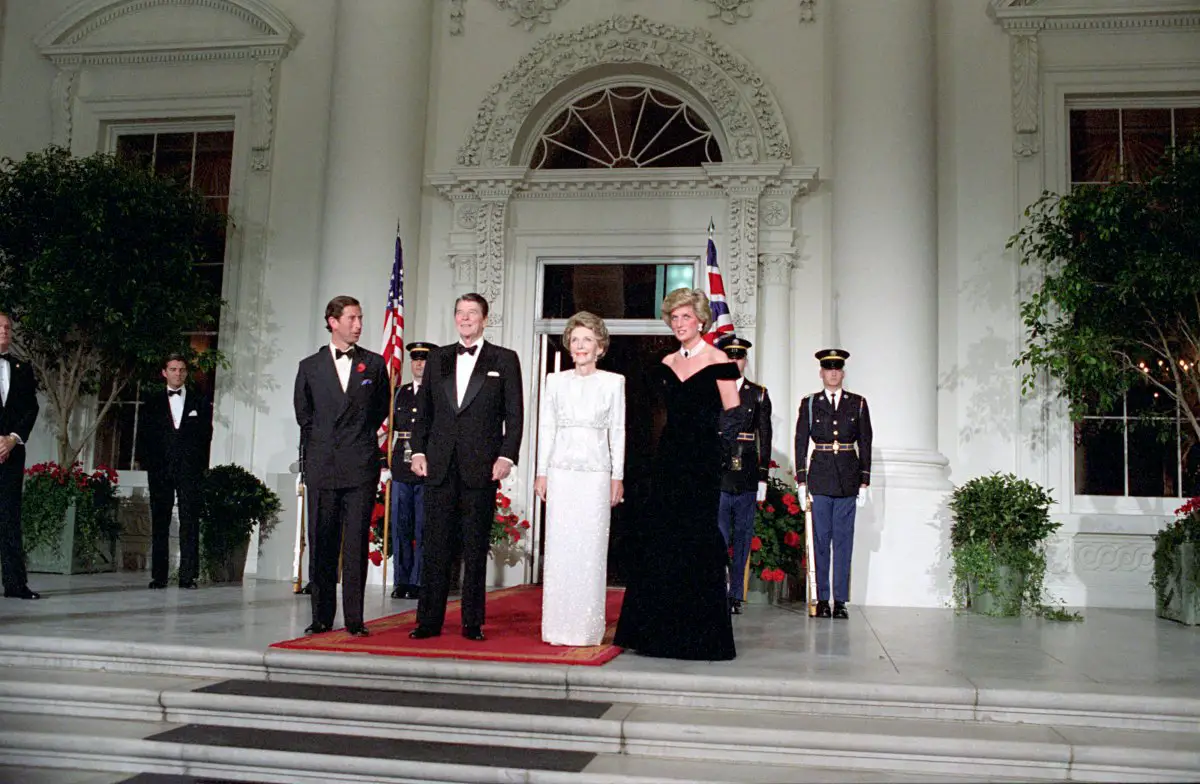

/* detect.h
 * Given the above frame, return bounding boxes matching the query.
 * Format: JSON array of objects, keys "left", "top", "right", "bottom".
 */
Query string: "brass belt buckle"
[
  {"left": 832, "top": 442, "right": 840, "bottom": 454},
  {"left": 730, "top": 456, "right": 742, "bottom": 471}
]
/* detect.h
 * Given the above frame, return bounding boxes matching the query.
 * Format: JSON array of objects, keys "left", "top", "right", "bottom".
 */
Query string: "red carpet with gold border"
[{"left": 270, "top": 585, "right": 625, "bottom": 666}]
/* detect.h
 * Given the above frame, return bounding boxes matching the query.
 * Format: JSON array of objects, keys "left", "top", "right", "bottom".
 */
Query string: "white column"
[
  {"left": 832, "top": 0, "right": 944, "bottom": 482},
  {"left": 831, "top": 0, "right": 949, "bottom": 608},
  {"left": 317, "top": 0, "right": 432, "bottom": 337},
  {"left": 758, "top": 252, "right": 794, "bottom": 472}
]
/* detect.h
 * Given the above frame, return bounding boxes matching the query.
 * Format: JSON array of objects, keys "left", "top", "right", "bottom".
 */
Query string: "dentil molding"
[{"left": 457, "top": 14, "right": 792, "bottom": 167}]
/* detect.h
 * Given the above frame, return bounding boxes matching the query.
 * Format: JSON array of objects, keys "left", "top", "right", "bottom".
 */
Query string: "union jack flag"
[
  {"left": 703, "top": 220, "right": 735, "bottom": 346},
  {"left": 379, "top": 231, "right": 405, "bottom": 377}
]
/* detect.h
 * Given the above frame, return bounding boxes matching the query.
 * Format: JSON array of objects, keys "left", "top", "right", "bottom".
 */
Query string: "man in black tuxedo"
[
  {"left": 0, "top": 312, "right": 41, "bottom": 600},
  {"left": 294, "top": 295, "right": 390, "bottom": 636},
  {"left": 409, "top": 293, "right": 523, "bottom": 642},
  {"left": 137, "top": 353, "right": 213, "bottom": 590}
]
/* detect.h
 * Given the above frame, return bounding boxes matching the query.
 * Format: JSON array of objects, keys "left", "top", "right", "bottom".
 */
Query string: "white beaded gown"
[{"left": 537, "top": 369, "right": 626, "bottom": 646}]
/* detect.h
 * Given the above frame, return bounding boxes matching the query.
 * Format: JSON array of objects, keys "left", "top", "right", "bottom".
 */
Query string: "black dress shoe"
[
  {"left": 179, "top": 580, "right": 198, "bottom": 590},
  {"left": 405, "top": 587, "right": 420, "bottom": 600},
  {"left": 346, "top": 624, "right": 370, "bottom": 637},
  {"left": 147, "top": 580, "right": 167, "bottom": 590},
  {"left": 409, "top": 625, "right": 441, "bottom": 640},
  {"left": 462, "top": 625, "right": 486, "bottom": 641},
  {"left": 815, "top": 600, "right": 832, "bottom": 618},
  {"left": 4, "top": 586, "right": 40, "bottom": 600},
  {"left": 729, "top": 598, "right": 743, "bottom": 615},
  {"left": 390, "top": 586, "right": 403, "bottom": 599},
  {"left": 832, "top": 601, "right": 849, "bottom": 619},
  {"left": 304, "top": 622, "right": 330, "bottom": 635}
]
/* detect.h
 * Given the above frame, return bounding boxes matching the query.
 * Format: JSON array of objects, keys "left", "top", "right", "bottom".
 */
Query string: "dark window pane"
[
  {"left": 1075, "top": 419, "right": 1124, "bottom": 495},
  {"left": 154, "top": 132, "right": 195, "bottom": 188},
  {"left": 1128, "top": 420, "right": 1178, "bottom": 497},
  {"left": 115, "top": 134, "right": 154, "bottom": 170},
  {"left": 1174, "top": 107, "right": 1200, "bottom": 146},
  {"left": 1127, "top": 383, "right": 1177, "bottom": 416},
  {"left": 1122, "top": 108, "right": 1172, "bottom": 181},
  {"left": 94, "top": 402, "right": 138, "bottom": 471},
  {"left": 542, "top": 264, "right": 689, "bottom": 319},
  {"left": 1070, "top": 109, "right": 1120, "bottom": 183},
  {"left": 1182, "top": 433, "right": 1200, "bottom": 497},
  {"left": 194, "top": 144, "right": 232, "bottom": 197}
]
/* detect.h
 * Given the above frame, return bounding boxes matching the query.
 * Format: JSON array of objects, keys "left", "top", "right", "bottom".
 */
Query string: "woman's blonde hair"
[
  {"left": 563, "top": 310, "right": 610, "bottom": 355},
  {"left": 660, "top": 288, "right": 712, "bottom": 333}
]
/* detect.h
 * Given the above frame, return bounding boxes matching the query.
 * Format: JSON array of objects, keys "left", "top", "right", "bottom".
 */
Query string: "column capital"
[
  {"left": 703, "top": 162, "right": 783, "bottom": 196},
  {"left": 758, "top": 251, "right": 798, "bottom": 288}
]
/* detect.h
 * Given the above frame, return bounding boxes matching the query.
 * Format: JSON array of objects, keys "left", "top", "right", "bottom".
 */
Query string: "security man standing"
[
  {"left": 794, "top": 349, "right": 873, "bottom": 619},
  {"left": 389, "top": 341, "right": 436, "bottom": 600},
  {"left": 716, "top": 335, "right": 772, "bottom": 615}
]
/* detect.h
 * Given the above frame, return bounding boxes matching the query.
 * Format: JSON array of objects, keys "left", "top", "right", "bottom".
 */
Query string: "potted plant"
[
  {"left": 748, "top": 462, "right": 805, "bottom": 602},
  {"left": 948, "top": 472, "right": 1075, "bottom": 618},
  {"left": 1152, "top": 496, "right": 1200, "bottom": 625},
  {"left": 199, "top": 464, "right": 281, "bottom": 583},
  {"left": 0, "top": 147, "right": 226, "bottom": 564},
  {"left": 22, "top": 462, "right": 121, "bottom": 574}
]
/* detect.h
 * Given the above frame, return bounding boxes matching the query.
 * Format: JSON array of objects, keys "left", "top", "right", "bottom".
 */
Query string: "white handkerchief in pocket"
[
  {"left": 188, "top": 410, "right": 198, "bottom": 417},
  {"left": 487, "top": 370, "right": 500, "bottom": 377}
]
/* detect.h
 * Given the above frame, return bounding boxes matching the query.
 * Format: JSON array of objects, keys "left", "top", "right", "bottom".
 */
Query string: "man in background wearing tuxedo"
[
  {"left": 0, "top": 312, "right": 41, "bottom": 600},
  {"left": 409, "top": 293, "right": 523, "bottom": 642},
  {"left": 137, "top": 353, "right": 213, "bottom": 590},
  {"left": 294, "top": 295, "right": 390, "bottom": 636}
]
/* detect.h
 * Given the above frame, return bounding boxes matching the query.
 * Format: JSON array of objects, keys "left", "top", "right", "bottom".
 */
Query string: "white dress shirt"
[
  {"left": 825, "top": 388, "right": 840, "bottom": 410},
  {"left": 0, "top": 354, "right": 9, "bottom": 407},
  {"left": 331, "top": 342, "right": 353, "bottom": 392},
  {"left": 167, "top": 385, "right": 186, "bottom": 429},
  {"left": 456, "top": 338, "right": 484, "bottom": 407}
]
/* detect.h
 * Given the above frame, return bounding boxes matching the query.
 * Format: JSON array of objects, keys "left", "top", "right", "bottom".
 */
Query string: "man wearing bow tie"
[
  {"left": 137, "top": 353, "right": 213, "bottom": 590},
  {"left": 408, "top": 293, "right": 524, "bottom": 642},
  {"left": 0, "top": 312, "right": 41, "bottom": 600},
  {"left": 294, "top": 296, "right": 390, "bottom": 636}
]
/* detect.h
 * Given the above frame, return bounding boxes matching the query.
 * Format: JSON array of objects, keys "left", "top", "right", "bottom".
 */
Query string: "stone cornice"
[{"left": 990, "top": 0, "right": 1200, "bottom": 32}]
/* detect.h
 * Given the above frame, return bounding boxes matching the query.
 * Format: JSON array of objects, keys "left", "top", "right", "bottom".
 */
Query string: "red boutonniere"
[{"left": 356, "top": 362, "right": 366, "bottom": 373}]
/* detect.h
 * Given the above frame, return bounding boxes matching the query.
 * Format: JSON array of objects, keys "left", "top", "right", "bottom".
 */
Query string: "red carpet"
[{"left": 271, "top": 585, "right": 625, "bottom": 666}]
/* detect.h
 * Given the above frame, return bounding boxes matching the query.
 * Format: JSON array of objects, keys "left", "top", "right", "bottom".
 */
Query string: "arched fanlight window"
[{"left": 532, "top": 86, "right": 722, "bottom": 169}]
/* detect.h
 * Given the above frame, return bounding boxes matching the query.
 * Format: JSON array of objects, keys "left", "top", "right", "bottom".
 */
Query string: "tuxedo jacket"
[
  {"left": 410, "top": 341, "right": 523, "bottom": 488},
  {"left": 0, "top": 354, "right": 39, "bottom": 475},
  {"left": 720, "top": 380, "right": 773, "bottom": 495},
  {"left": 136, "top": 386, "right": 213, "bottom": 480},
  {"left": 794, "top": 391, "right": 873, "bottom": 498},
  {"left": 294, "top": 346, "right": 390, "bottom": 490}
]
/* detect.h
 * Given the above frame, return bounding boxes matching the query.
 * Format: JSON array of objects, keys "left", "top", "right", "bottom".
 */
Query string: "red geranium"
[
  {"left": 783, "top": 530, "right": 801, "bottom": 548},
  {"left": 750, "top": 536, "right": 762, "bottom": 552}
]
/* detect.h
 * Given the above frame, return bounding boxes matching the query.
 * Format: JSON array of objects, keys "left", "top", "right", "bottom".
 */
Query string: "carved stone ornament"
[
  {"left": 450, "top": 0, "right": 466, "bottom": 35},
  {"left": 761, "top": 199, "right": 787, "bottom": 226},
  {"left": 799, "top": 0, "right": 816, "bottom": 23},
  {"left": 457, "top": 14, "right": 792, "bottom": 167},
  {"left": 697, "top": 0, "right": 755, "bottom": 25},
  {"left": 450, "top": 0, "right": 571, "bottom": 36},
  {"left": 1009, "top": 31, "right": 1040, "bottom": 158},
  {"left": 1073, "top": 535, "right": 1153, "bottom": 573},
  {"left": 758, "top": 252, "right": 797, "bottom": 287},
  {"left": 990, "top": 0, "right": 1200, "bottom": 32},
  {"left": 457, "top": 203, "right": 482, "bottom": 230}
]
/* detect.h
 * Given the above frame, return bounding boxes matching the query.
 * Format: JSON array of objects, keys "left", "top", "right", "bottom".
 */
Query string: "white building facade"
[{"left": 1, "top": 0, "right": 1198, "bottom": 608}]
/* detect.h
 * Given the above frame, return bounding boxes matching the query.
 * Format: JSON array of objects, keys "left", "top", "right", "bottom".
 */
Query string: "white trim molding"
[
  {"left": 457, "top": 14, "right": 793, "bottom": 167},
  {"left": 990, "top": 0, "right": 1200, "bottom": 32}
]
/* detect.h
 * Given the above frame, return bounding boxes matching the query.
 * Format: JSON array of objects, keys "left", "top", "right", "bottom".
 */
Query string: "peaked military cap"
[
  {"left": 717, "top": 334, "right": 753, "bottom": 358},
  {"left": 406, "top": 341, "right": 437, "bottom": 358},
  {"left": 815, "top": 348, "right": 850, "bottom": 369}
]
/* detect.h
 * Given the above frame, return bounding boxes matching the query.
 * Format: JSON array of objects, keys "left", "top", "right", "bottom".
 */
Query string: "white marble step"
[
  {"left": 0, "top": 668, "right": 1196, "bottom": 782},
  {"left": 2, "top": 635, "right": 1198, "bottom": 732},
  {"left": 0, "top": 715, "right": 1024, "bottom": 784}
]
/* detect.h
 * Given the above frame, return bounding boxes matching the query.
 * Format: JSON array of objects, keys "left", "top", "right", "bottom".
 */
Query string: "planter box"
[
  {"left": 206, "top": 538, "right": 250, "bottom": 584},
  {"left": 968, "top": 564, "right": 1025, "bottom": 616},
  {"left": 1156, "top": 542, "right": 1200, "bottom": 626},
  {"left": 26, "top": 500, "right": 118, "bottom": 575}
]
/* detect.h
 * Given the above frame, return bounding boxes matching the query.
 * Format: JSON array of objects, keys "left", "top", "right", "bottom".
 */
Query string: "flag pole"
[{"left": 382, "top": 366, "right": 396, "bottom": 598}]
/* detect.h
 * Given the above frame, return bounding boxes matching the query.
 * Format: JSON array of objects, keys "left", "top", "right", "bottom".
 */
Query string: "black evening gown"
[{"left": 614, "top": 362, "right": 741, "bottom": 661}]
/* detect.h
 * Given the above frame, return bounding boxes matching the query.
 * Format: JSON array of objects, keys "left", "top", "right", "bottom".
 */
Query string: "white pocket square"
[
  {"left": 487, "top": 370, "right": 500, "bottom": 377},
  {"left": 187, "top": 410, "right": 198, "bottom": 417}
]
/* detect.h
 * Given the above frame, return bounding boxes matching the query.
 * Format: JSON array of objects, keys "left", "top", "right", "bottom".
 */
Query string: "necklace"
[{"left": 679, "top": 340, "right": 707, "bottom": 360}]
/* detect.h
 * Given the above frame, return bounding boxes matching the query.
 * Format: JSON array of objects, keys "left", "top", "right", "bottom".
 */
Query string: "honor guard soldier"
[
  {"left": 389, "top": 341, "right": 436, "bottom": 599},
  {"left": 716, "top": 335, "right": 773, "bottom": 615},
  {"left": 794, "top": 349, "right": 873, "bottom": 619}
]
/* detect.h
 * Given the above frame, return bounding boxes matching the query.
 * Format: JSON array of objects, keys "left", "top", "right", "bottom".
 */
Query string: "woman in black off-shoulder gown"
[{"left": 614, "top": 291, "right": 744, "bottom": 661}]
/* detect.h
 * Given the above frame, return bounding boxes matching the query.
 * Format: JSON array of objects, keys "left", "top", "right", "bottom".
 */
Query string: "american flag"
[
  {"left": 379, "top": 231, "right": 405, "bottom": 377},
  {"left": 703, "top": 220, "right": 735, "bottom": 346},
  {"left": 378, "top": 231, "right": 404, "bottom": 449}
]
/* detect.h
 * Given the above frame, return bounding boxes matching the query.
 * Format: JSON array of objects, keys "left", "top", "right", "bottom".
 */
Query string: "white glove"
[
  {"left": 856, "top": 487, "right": 869, "bottom": 508},
  {"left": 756, "top": 481, "right": 767, "bottom": 503},
  {"left": 798, "top": 485, "right": 809, "bottom": 511},
  {"left": 380, "top": 468, "right": 392, "bottom": 485}
]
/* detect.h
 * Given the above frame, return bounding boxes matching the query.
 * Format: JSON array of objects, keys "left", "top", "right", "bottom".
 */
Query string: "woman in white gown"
[{"left": 534, "top": 311, "right": 626, "bottom": 646}]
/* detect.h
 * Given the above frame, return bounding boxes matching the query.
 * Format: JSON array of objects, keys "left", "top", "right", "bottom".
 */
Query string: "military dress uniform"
[
  {"left": 716, "top": 336, "right": 772, "bottom": 614},
  {"left": 389, "top": 342, "right": 435, "bottom": 600},
  {"left": 794, "top": 349, "right": 873, "bottom": 618}
]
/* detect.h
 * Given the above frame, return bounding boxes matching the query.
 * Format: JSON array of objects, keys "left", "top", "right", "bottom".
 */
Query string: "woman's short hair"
[
  {"left": 660, "top": 288, "right": 712, "bottom": 333},
  {"left": 563, "top": 311, "right": 610, "bottom": 355}
]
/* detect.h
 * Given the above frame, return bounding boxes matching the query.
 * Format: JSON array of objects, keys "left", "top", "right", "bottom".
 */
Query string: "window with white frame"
[
  {"left": 92, "top": 123, "right": 234, "bottom": 472},
  {"left": 1069, "top": 104, "right": 1200, "bottom": 497}
]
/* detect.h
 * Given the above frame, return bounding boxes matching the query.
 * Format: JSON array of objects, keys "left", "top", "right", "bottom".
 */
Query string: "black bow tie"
[
  {"left": 335, "top": 347, "right": 355, "bottom": 360},
  {"left": 0, "top": 353, "right": 10, "bottom": 362},
  {"left": 457, "top": 344, "right": 478, "bottom": 357},
  {"left": 167, "top": 389, "right": 183, "bottom": 397}
]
